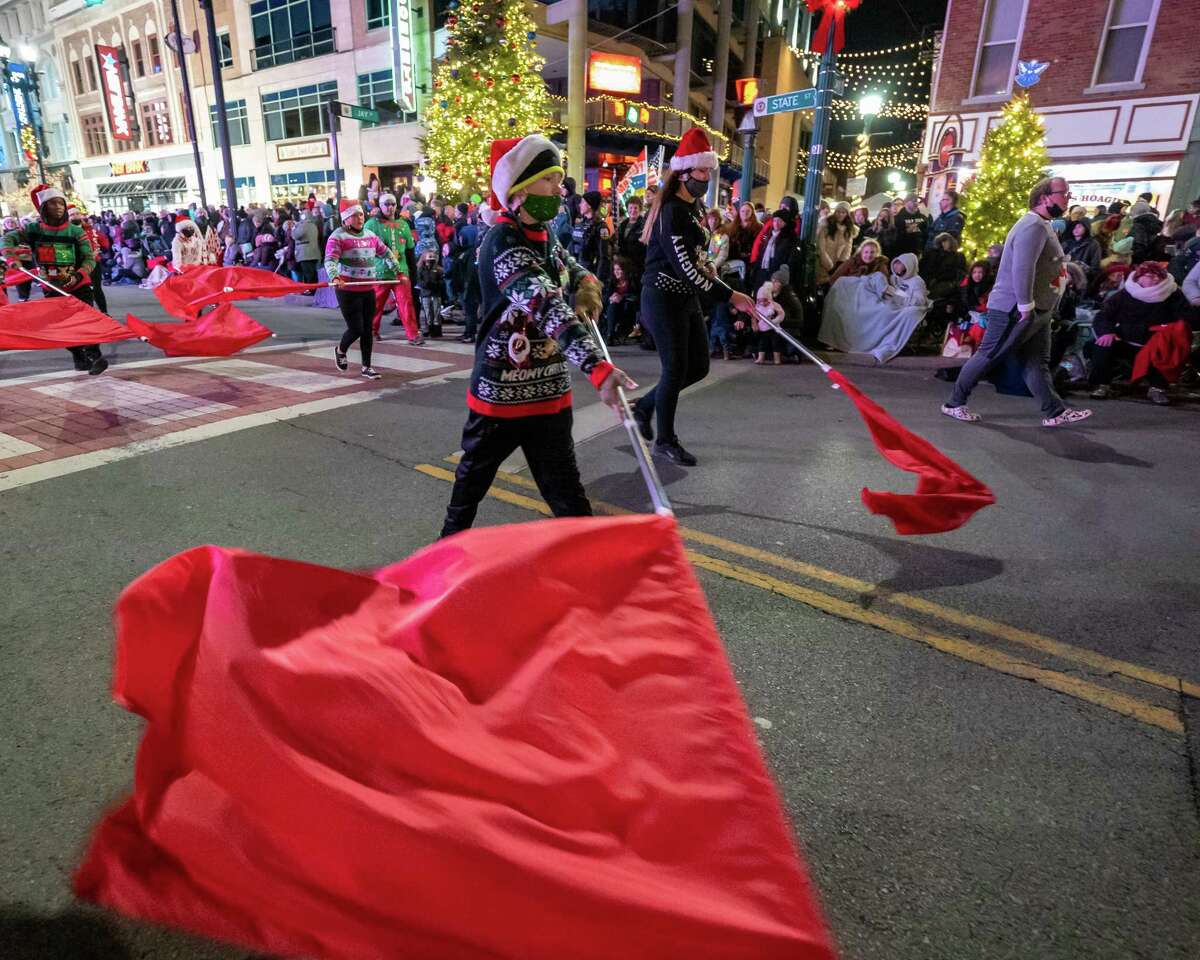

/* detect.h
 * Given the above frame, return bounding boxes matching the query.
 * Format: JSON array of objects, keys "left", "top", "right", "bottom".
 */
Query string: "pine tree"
[
  {"left": 959, "top": 94, "right": 1050, "bottom": 259},
  {"left": 421, "top": 0, "right": 556, "bottom": 197}
]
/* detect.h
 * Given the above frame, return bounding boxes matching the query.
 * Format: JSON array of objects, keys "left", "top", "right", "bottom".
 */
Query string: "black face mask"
[
  {"left": 1045, "top": 201, "right": 1065, "bottom": 219},
  {"left": 683, "top": 176, "right": 708, "bottom": 199}
]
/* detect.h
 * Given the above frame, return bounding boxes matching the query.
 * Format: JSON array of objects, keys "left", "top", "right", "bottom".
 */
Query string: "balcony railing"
[{"left": 251, "top": 26, "right": 336, "bottom": 71}]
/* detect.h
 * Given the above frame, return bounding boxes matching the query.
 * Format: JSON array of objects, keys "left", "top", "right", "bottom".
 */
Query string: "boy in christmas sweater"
[
  {"left": 439, "top": 135, "right": 635, "bottom": 537},
  {"left": 325, "top": 198, "right": 399, "bottom": 380},
  {"left": 365, "top": 193, "right": 422, "bottom": 343},
  {"left": 4, "top": 184, "right": 107, "bottom": 375}
]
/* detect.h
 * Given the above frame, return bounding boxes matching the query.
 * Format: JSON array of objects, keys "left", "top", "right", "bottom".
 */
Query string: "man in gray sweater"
[{"left": 942, "top": 177, "right": 1091, "bottom": 427}]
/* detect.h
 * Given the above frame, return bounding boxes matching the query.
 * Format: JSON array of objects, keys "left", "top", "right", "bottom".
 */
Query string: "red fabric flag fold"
[
  {"left": 124, "top": 305, "right": 273, "bottom": 357},
  {"left": 826, "top": 368, "right": 995, "bottom": 535},
  {"left": 75, "top": 515, "right": 834, "bottom": 960},
  {"left": 806, "top": 0, "right": 861, "bottom": 53},
  {"left": 154, "top": 265, "right": 316, "bottom": 319},
  {"left": 0, "top": 297, "right": 137, "bottom": 350},
  {"left": 1131, "top": 320, "right": 1191, "bottom": 385}
]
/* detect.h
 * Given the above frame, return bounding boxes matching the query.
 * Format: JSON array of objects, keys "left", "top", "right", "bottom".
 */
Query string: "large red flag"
[
  {"left": 826, "top": 369, "right": 995, "bottom": 535},
  {"left": 154, "top": 266, "right": 315, "bottom": 319},
  {"left": 0, "top": 297, "right": 137, "bottom": 350},
  {"left": 124, "top": 304, "right": 273, "bottom": 357},
  {"left": 75, "top": 515, "right": 834, "bottom": 960}
]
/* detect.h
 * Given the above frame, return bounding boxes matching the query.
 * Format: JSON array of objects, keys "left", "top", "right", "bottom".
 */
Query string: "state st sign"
[{"left": 752, "top": 88, "right": 817, "bottom": 117}]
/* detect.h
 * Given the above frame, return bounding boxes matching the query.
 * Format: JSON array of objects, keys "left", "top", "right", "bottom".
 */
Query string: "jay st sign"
[{"left": 96, "top": 45, "right": 133, "bottom": 140}]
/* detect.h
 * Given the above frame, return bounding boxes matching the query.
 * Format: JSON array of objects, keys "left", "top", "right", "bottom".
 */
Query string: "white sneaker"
[
  {"left": 360, "top": 366, "right": 382, "bottom": 381},
  {"left": 941, "top": 404, "right": 981, "bottom": 423},
  {"left": 1042, "top": 407, "right": 1092, "bottom": 427}
]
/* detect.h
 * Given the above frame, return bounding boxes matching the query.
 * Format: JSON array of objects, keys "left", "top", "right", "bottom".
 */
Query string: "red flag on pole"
[
  {"left": 0, "top": 297, "right": 137, "bottom": 350},
  {"left": 75, "top": 515, "right": 834, "bottom": 960},
  {"left": 154, "top": 266, "right": 316, "bottom": 319},
  {"left": 825, "top": 369, "right": 995, "bottom": 534},
  {"left": 124, "top": 305, "right": 273, "bottom": 357}
]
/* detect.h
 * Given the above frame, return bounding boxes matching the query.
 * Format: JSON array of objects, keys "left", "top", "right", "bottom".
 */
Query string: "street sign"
[
  {"left": 752, "top": 88, "right": 817, "bottom": 117},
  {"left": 335, "top": 102, "right": 379, "bottom": 124}
]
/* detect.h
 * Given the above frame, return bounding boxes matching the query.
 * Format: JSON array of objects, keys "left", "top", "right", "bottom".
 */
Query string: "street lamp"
[
  {"left": 852, "top": 93, "right": 883, "bottom": 196},
  {"left": 19, "top": 43, "right": 37, "bottom": 62},
  {"left": 858, "top": 93, "right": 883, "bottom": 118}
]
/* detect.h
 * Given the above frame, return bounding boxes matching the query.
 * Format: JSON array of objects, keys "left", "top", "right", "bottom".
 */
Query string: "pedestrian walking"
[
  {"left": 439, "top": 134, "right": 635, "bottom": 537},
  {"left": 365, "top": 194, "right": 422, "bottom": 343},
  {"left": 942, "top": 177, "right": 1092, "bottom": 427},
  {"left": 632, "top": 127, "right": 755, "bottom": 466},
  {"left": 324, "top": 198, "right": 400, "bottom": 381}
]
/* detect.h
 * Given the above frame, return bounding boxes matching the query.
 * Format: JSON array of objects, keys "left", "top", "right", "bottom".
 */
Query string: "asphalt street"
[{"left": 2, "top": 285, "right": 1197, "bottom": 959}]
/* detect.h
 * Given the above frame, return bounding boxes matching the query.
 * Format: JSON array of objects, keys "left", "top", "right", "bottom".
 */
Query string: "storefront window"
[
  {"left": 211, "top": 100, "right": 252, "bottom": 146},
  {"left": 261, "top": 81, "right": 338, "bottom": 141}
]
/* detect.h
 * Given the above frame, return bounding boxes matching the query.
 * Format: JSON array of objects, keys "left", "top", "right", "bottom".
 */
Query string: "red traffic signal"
[{"left": 735, "top": 78, "right": 760, "bottom": 106}]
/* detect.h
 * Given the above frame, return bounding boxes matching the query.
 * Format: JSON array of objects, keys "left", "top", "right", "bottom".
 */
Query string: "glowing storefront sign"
[{"left": 588, "top": 52, "right": 642, "bottom": 95}]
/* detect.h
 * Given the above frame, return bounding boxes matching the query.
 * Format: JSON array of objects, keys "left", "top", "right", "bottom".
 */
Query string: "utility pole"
[
  {"left": 169, "top": 0, "right": 207, "bottom": 209},
  {"left": 707, "top": 0, "right": 732, "bottom": 208},
  {"left": 798, "top": 27, "right": 836, "bottom": 292},
  {"left": 328, "top": 102, "right": 342, "bottom": 211},
  {"left": 198, "top": 0, "right": 237, "bottom": 212},
  {"left": 673, "top": 0, "right": 694, "bottom": 114}
]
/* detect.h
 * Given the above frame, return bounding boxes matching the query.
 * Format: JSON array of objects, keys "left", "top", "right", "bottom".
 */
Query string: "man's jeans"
[{"left": 948, "top": 307, "right": 1065, "bottom": 419}]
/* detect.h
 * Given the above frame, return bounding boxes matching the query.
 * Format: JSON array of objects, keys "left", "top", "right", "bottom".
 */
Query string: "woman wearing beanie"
[
  {"left": 633, "top": 128, "right": 755, "bottom": 465},
  {"left": 569, "top": 189, "right": 610, "bottom": 280},
  {"left": 439, "top": 134, "right": 636, "bottom": 537}
]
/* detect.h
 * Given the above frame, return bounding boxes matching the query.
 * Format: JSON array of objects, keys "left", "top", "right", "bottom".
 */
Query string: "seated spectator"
[
  {"left": 111, "top": 240, "right": 146, "bottom": 283},
  {"left": 602, "top": 255, "right": 638, "bottom": 345},
  {"left": 1181, "top": 197, "right": 1200, "bottom": 227},
  {"left": 1089, "top": 261, "right": 1194, "bottom": 405},
  {"left": 985, "top": 242, "right": 1003, "bottom": 275},
  {"left": 919, "top": 232, "right": 967, "bottom": 300},
  {"left": 1091, "top": 236, "right": 1134, "bottom": 300},
  {"left": 818, "top": 252, "right": 928, "bottom": 363},
  {"left": 1169, "top": 225, "right": 1200, "bottom": 284},
  {"left": 1183, "top": 257, "right": 1200, "bottom": 307},
  {"left": 943, "top": 261, "right": 993, "bottom": 359},
  {"left": 1062, "top": 220, "right": 1102, "bottom": 277},
  {"left": 829, "top": 238, "right": 889, "bottom": 282},
  {"left": 171, "top": 217, "right": 205, "bottom": 271},
  {"left": 817, "top": 203, "right": 854, "bottom": 285}
]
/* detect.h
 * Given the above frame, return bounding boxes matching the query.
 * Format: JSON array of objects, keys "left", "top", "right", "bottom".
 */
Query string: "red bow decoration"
[{"left": 806, "top": 0, "right": 862, "bottom": 54}]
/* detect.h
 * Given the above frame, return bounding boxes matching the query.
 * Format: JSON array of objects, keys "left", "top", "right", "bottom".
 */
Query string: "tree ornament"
[
  {"left": 472, "top": 71, "right": 481, "bottom": 79},
  {"left": 486, "top": 78, "right": 495, "bottom": 88},
  {"left": 508, "top": 118, "right": 517, "bottom": 126},
  {"left": 511, "top": 74, "right": 521, "bottom": 83},
  {"left": 447, "top": 15, "right": 457, "bottom": 26},
  {"left": 440, "top": 100, "right": 449, "bottom": 109},
  {"left": 451, "top": 69, "right": 459, "bottom": 79},
  {"left": 527, "top": 30, "right": 536, "bottom": 39}
]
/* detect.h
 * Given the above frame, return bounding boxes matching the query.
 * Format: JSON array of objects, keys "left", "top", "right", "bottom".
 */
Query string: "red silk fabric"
[
  {"left": 826, "top": 369, "right": 995, "bottom": 534},
  {"left": 0, "top": 296, "right": 137, "bottom": 350},
  {"left": 75, "top": 515, "right": 835, "bottom": 960},
  {"left": 124, "top": 305, "right": 273, "bottom": 357},
  {"left": 154, "top": 265, "right": 316, "bottom": 320}
]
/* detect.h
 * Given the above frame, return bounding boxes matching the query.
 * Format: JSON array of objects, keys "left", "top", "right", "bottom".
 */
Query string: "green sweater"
[
  {"left": 364, "top": 216, "right": 413, "bottom": 278},
  {"left": 4, "top": 219, "right": 95, "bottom": 292}
]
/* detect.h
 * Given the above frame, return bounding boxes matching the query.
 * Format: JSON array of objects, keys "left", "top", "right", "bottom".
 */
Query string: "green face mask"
[{"left": 520, "top": 193, "right": 560, "bottom": 223}]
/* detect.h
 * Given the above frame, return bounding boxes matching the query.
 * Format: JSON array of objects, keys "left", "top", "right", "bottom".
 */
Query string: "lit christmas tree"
[
  {"left": 958, "top": 94, "right": 1050, "bottom": 258},
  {"left": 421, "top": 0, "right": 556, "bottom": 196}
]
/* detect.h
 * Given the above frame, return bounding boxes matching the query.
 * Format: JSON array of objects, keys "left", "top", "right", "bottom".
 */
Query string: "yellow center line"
[
  {"left": 414, "top": 463, "right": 1184, "bottom": 735},
  {"left": 447, "top": 460, "right": 1198, "bottom": 701}
]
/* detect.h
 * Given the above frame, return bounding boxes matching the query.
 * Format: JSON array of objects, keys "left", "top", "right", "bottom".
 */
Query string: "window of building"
[
  {"left": 970, "top": 0, "right": 1027, "bottom": 98},
  {"left": 149, "top": 35, "right": 162, "bottom": 73},
  {"left": 251, "top": 0, "right": 334, "bottom": 70},
  {"left": 1093, "top": 0, "right": 1159, "bottom": 86},
  {"left": 261, "top": 80, "right": 337, "bottom": 141},
  {"left": 210, "top": 99, "right": 252, "bottom": 146},
  {"left": 357, "top": 70, "right": 416, "bottom": 125},
  {"left": 71, "top": 58, "right": 84, "bottom": 95},
  {"left": 81, "top": 114, "right": 108, "bottom": 157},
  {"left": 83, "top": 53, "right": 97, "bottom": 91},
  {"left": 131, "top": 39, "right": 146, "bottom": 77},
  {"left": 217, "top": 30, "right": 234, "bottom": 68},
  {"left": 141, "top": 99, "right": 173, "bottom": 146},
  {"left": 366, "top": 0, "right": 390, "bottom": 30}
]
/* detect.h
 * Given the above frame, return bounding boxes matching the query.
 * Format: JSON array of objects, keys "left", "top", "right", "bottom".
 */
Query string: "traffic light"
[{"left": 735, "top": 78, "right": 759, "bottom": 106}]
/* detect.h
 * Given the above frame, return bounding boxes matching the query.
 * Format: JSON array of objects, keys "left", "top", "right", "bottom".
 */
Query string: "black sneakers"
[
  {"left": 88, "top": 356, "right": 109, "bottom": 376},
  {"left": 360, "top": 366, "right": 382, "bottom": 381},
  {"left": 654, "top": 439, "right": 697, "bottom": 466},
  {"left": 334, "top": 347, "right": 348, "bottom": 372}
]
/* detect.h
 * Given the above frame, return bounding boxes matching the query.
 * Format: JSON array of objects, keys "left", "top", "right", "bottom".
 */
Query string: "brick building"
[{"left": 920, "top": 0, "right": 1200, "bottom": 214}]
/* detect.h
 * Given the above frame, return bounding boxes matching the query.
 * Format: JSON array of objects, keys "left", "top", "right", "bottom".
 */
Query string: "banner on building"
[
  {"left": 6, "top": 62, "right": 39, "bottom": 164},
  {"left": 390, "top": 0, "right": 417, "bottom": 113},
  {"left": 96, "top": 44, "right": 134, "bottom": 141},
  {"left": 647, "top": 145, "right": 665, "bottom": 189}
]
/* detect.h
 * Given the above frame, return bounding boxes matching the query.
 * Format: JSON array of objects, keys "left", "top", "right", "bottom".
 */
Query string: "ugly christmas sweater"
[
  {"left": 364, "top": 216, "right": 413, "bottom": 278},
  {"left": 4, "top": 220, "right": 95, "bottom": 292},
  {"left": 323, "top": 226, "right": 397, "bottom": 282},
  {"left": 471, "top": 211, "right": 612, "bottom": 418}
]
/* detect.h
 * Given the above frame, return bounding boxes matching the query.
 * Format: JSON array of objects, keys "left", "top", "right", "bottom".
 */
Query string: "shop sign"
[
  {"left": 1071, "top": 181, "right": 1164, "bottom": 210},
  {"left": 588, "top": 52, "right": 642, "bottom": 95},
  {"left": 111, "top": 160, "right": 149, "bottom": 176},
  {"left": 96, "top": 45, "right": 133, "bottom": 140},
  {"left": 276, "top": 139, "right": 330, "bottom": 161},
  {"left": 390, "top": 0, "right": 417, "bottom": 112}
]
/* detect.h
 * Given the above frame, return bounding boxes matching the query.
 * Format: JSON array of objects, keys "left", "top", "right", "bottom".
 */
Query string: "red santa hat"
[
  {"left": 176, "top": 213, "right": 192, "bottom": 223},
  {"left": 669, "top": 127, "right": 719, "bottom": 172},
  {"left": 488, "top": 135, "right": 564, "bottom": 211},
  {"left": 31, "top": 183, "right": 65, "bottom": 210},
  {"left": 339, "top": 197, "right": 364, "bottom": 219}
]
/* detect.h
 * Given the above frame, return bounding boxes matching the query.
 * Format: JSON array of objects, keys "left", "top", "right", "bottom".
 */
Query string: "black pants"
[
  {"left": 90, "top": 267, "right": 107, "bottom": 314},
  {"left": 1089, "top": 339, "right": 1167, "bottom": 388},
  {"left": 634, "top": 286, "right": 709, "bottom": 443},
  {"left": 463, "top": 268, "right": 481, "bottom": 339},
  {"left": 46, "top": 286, "right": 102, "bottom": 368},
  {"left": 336, "top": 289, "right": 374, "bottom": 367},
  {"left": 440, "top": 408, "right": 591, "bottom": 537},
  {"left": 755, "top": 329, "right": 783, "bottom": 355},
  {"left": 297, "top": 260, "right": 319, "bottom": 286}
]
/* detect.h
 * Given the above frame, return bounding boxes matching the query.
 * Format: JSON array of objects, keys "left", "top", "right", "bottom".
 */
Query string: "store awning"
[{"left": 97, "top": 177, "right": 187, "bottom": 198}]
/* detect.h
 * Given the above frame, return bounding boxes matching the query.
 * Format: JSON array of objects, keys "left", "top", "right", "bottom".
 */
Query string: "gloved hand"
[
  {"left": 573, "top": 275, "right": 602, "bottom": 324},
  {"left": 68, "top": 271, "right": 89, "bottom": 291}
]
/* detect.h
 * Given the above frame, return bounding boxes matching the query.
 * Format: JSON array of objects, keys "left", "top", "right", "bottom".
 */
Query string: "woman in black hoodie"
[
  {"left": 1062, "top": 220, "right": 1102, "bottom": 277},
  {"left": 632, "top": 129, "right": 755, "bottom": 466}
]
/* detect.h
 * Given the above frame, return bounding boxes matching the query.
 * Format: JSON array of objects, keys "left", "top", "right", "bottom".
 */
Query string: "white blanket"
[{"left": 819, "top": 261, "right": 929, "bottom": 363}]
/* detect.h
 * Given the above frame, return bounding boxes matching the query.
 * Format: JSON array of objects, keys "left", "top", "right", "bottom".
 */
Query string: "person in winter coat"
[
  {"left": 569, "top": 189, "right": 611, "bottom": 281},
  {"left": 1128, "top": 200, "right": 1164, "bottom": 263},
  {"left": 850, "top": 205, "right": 871, "bottom": 250},
  {"left": 1062, "top": 219, "right": 1102, "bottom": 278},
  {"left": 553, "top": 176, "right": 582, "bottom": 249},
  {"left": 171, "top": 216, "right": 206, "bottom": 271},
  {"left": 191, "top": 211, "right": 222, "bottom": 265},
  {"left": 291, "top": 212, "right": 321, "bottom": 285},
  {"left": 68, "top": 206, "right": 110, "bottom": 314},
  {"left": 1183, "top": 257, "right": 1200, "bottom": 307},
  {"left": 235, "top": 210, "right": 255, "bottom": 263},
  {"left": 160, "top": 211, "right": 177, "bottom": 248},
  {"left": 4, "top": 184, "right": 107, "bottom": 374},
  {"left": 862, "top": 206, "right": 898, "bottom": 260},
  {"left": 819, "top": 252, "right": 928, "bottom": 363},
  {"left": 927, "top": 190, "right": 965, "bottom": 249},
  {"left": 749, "top": 194, "right": 800, "bottom": 267},
  {"left": 753, "top": 207, "right": 798, "bottom": 290},
  {"left": 920, "top": 232, "right": 968, "bottom": 300},
  {"left": 894, "top": 195, "right": 929, "bottom": 258},
  {"left": 632, "top": 127, "right": 755, "bottom": 466},
  {"left": 602, "top": 255, "right": 639, "bottom": 344},
  {"left": 616, "top": 196, "right": 646, "bottom": 268},
  {"left": 413, "top": 204, "right": 438, "bottom": 258},
  {"left": 829, "top": 237, "right": 890, "bottom": 283},
  {"left": 251, "top": 213, "right": 278, "bottom": 268},
  {"left": 439, "top": 134, "right": 635, "bottom": 536},
  {"left": 365, "top": 193, "right": 421, "bottom": 343},
  {"left": 959, "top": 261, "right": 994, "bottom": 318},
  {"left": 816, "top": 203, "right": 854, "bottom": 284},
  {"left": 1089, "top": 261, "right": 1194, "bottom": 404}
]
